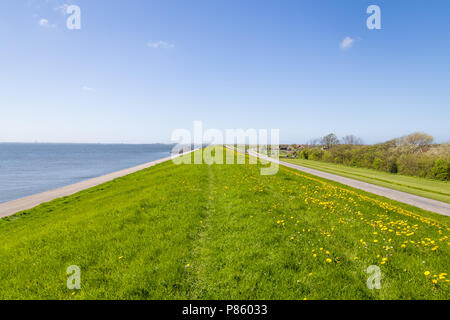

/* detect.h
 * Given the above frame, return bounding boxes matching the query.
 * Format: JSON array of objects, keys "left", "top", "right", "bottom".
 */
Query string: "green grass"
[
  {"left": 283, "top": 158, "right": 450, "bottom": 203},
  {"left": 0, "top": 149, "right": 449, "bottom": 299}
]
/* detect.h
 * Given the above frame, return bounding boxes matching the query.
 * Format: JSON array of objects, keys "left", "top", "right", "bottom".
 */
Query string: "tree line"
[{"left": 296, "top": 132, "right": 450, "bottom": 181}]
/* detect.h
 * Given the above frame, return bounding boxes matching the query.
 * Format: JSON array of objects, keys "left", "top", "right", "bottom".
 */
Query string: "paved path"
[
  {"left": 249, "top": 150, "right": 450, "bottom": 217},
  {"left": 0, "top": 150, "right": 195, "bottom": 219}
]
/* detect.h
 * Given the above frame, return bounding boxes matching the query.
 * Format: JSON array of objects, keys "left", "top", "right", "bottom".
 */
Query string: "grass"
[
  {"left": 283, "top": 157, "right": 450, "bottom": 203},
  {"left": 0, "top": 149, "right": 449, "bottom": 299}
]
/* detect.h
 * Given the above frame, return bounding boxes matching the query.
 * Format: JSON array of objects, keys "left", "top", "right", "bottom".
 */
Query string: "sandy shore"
[{"left": 0, "top": 150, "right": 194, "bottom": 219}]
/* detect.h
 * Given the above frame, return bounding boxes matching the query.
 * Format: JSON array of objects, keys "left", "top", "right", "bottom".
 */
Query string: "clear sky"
[{"left": 1, "top": 0, "right": 449, "bottom": 144}]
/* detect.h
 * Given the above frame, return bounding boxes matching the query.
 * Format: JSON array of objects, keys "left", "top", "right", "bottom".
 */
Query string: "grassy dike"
[
  {"left": 0, "top": 149, "right": 449, "bottom": 299},
  {"left": 283, "top": 158, "right": 450, "bottom": 203}
]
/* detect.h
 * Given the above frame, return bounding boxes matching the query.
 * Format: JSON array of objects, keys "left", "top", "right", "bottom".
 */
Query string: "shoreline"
[{"left": 0, "top": 150, "right": 193, "bottom": 219}]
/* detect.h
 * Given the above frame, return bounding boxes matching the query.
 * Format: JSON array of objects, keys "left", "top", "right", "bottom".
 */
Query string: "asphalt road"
[{"left": 250, "top": 150, "right": 450, "bottom": 217}]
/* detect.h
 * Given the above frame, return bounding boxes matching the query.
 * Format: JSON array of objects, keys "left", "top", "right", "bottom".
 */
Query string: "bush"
[
  {"left": 389, "top": 161, "right": 398, "bottom": 174},
  {"left": 299, "top": 150, "right": 309, "bottom": 160},
  {"left": 372, "top": 158, "right": 384, "bottom": 170},
  {"left": 431, "top": 159, "right": 450, "bottom": 181},
  {"left": 309, "top": 149, "right": 324, "bottom": 161},
  {"left": 298, "top": 138, "right": 450, "bottom": 181}
]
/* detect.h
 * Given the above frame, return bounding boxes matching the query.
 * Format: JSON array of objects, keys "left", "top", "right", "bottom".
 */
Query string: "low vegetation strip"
[
  {"left": 0, "top": 149, "right": 448, "bottom": 299},
  {"left": 284, "top": 158, "right": 450, "bottom": 204},
  {"left": 289, "top": 132, "right": 450, "bottom": 181}
]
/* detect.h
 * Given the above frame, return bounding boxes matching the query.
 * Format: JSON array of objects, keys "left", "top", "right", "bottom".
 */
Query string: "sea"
[{"left": 0, "top": 143, "right": 174, "bottom": 204}]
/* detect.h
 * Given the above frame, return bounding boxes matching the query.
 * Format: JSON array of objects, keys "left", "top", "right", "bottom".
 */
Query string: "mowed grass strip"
[
  {"left": 283, "top": 158, "right": 450, "bottom": 203},
  {"left": 0, "top": 149, "right": 448, "bottom": 299}
]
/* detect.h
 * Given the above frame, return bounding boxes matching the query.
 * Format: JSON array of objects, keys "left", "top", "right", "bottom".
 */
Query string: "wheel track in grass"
[{"left": 187, "top": 165, "right": 215, "bottom": 298}]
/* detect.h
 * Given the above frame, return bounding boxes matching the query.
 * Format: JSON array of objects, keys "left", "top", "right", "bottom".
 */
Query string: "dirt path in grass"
[
  {"left": 249, "top": 150, "right": 450, "bottom": 217},
  {"left": 0, "top": 150, "right": 197, "bottom": 219}
]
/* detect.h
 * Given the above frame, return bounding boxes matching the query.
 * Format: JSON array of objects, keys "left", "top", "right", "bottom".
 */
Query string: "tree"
[
  {"left": 321, "top": 133, "right": 340, "bottom": 148},
  {"left": 307, "top": 138, "right": 321, "bottom": 146},
  {"left": 406, "top": 132, "right": 434, "bottom": 146},
  {"left": 397, "top": 132, "right": 434, "bottom": 152},
  {"left": 342, "top": 135, "right": 363, "bottom": 145}
]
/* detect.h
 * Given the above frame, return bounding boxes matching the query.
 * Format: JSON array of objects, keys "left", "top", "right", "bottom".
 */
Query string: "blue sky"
[{"left": 1, "top": 0, "right": 449, "bottom": 144}]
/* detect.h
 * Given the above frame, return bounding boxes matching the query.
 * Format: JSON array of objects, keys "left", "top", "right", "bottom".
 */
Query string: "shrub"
[
  {"left": 297, "top": 138, "right": 449, "bottom": 181},
  {"left": 389, "top": 160, "right": 398, "bottom": 174},
  {"left": 372, "top": 158, "right": 384, "bottom": 170},
  {"left": 309, "top": 149, "right": 324, "bottom": 161},
  {"left": 299, "top": 150, "right": 309, "bottom": 160},
  {"left": 431, "top": 158, "right": 450, "bottom": 181}
]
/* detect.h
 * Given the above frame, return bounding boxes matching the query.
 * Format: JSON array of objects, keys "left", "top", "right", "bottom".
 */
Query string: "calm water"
[{"left": 0, "top": 143, "right": 173, "bottom": 204}]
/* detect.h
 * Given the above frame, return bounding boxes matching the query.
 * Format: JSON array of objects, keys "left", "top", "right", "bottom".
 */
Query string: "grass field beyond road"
[
  {"left": 283, "top": 158, "right": 450, "bottom": 203},
  {"left": 0, "top": 149, "right": 449, "bottom": 299}
]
